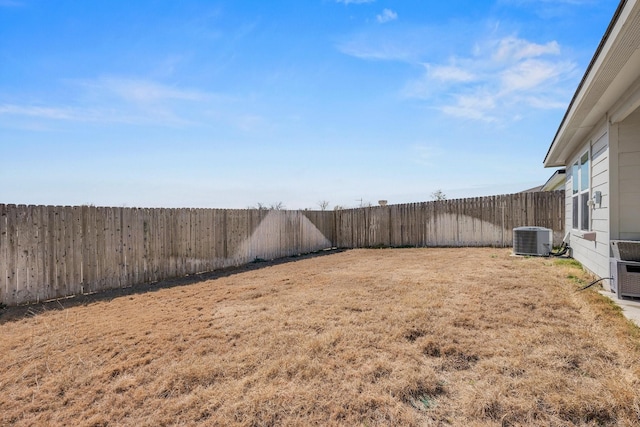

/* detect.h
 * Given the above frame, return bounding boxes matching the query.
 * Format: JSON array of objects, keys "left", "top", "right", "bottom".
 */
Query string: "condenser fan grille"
[{"left": 513, "top": 227, "right": 552, "bottom": 256}]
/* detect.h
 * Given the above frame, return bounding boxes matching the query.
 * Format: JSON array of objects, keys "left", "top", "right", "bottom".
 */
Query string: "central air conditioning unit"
[
  {"left": 610, "top": 240, "right": 640, "bottom": 298},
  {"left": 513, "top": 227, "right": 552, "bottom": 256}
]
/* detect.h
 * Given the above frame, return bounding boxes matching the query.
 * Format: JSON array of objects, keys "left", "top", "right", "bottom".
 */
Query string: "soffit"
[{"left": 544, "top": 0, "right": 640, "bottom": 167}]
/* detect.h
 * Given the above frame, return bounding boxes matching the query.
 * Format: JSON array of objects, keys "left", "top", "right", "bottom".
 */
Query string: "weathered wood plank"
[
  {"left": 159, "top": 208, "right": 169, "bottom": 279},
  {"left": 146, "top": 208, "right": 156, "bottom": 282},
  {"left": 14, "top": 205, "right": 30, "bottom": 303},
  {"left": 41, "top": 206, "right": 53, "bottom": 301},
  {"left": 33, "top": 205, "right": 48, "bottom": 302},
  {"left": 203, "top": 208, "right": 213, "bottom": 271},
  {"left": 94, "top": 207, "right": 106, "bottom": 291},
  {"left": 79, "top": 206, "right": 89, "bottom": 292},
  {"left": 23, "top": 206, "right": 37, "bottom": 302},
  {"left": 104, "top": 207, "right": 117, "bottom": 289},
  {"left": 131, "top": 207, "right": 140, "bottom": 287},
  {"left": 0, "top": 205, "right": 5, "bottom": 304},
  {"left": 132, "top": 207, "right": 141, "bottom": 287},
  {"left": 5, "top": 205, "right": 18, "bottom": 305}
]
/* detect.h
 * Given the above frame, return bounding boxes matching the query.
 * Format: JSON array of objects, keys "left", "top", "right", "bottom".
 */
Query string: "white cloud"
[
  {"left": 401, "top": 34, "right": 577, "bottom": 122},
  {"left": 337, "top": 38, "right": 415, "bottom": 61},
  {"left": 0, "top": 77, "right": 277, "bottom": 133},
  {"left": 0, "top": 104, "right": 77, "bottom": 120},
  {"left": 86, "top": 77, "right": 209, "bottom": 104},
  {"left": 441, "top": 94, "right": 498, "bottom": 122},
  {"left": 500, "top": 58, "right": 574, "bottom": 92},
  {"left": 79, "top": 77, "right": 218, "bottom": 125},
  {"left": 403, "top": 63, "right": 477, "bottom": 99},
  {"left": 492, "top": 36, "right": 560, "bottom": 61},
  {"left": 376, "top": 9, "right": 397, "bottom": 23},
  {"left": 336, "top": 27, "right": 437, "bottom": 62},
  {"left": 0, "top": 102, "right": 163, "bottom": 125},
  {"left": 428, "top": 64, "right": 476, "bottom": 82},
  {"left": 523, "top": 95, "right": 570, "bottom": 109},
  {"left": 0, "top": 78, "right": 215, "bottom": 126}
]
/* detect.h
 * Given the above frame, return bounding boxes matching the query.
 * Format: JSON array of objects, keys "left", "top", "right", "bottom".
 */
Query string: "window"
[{"left": 571, "top": 152, "right": 590, "bottom": 231}]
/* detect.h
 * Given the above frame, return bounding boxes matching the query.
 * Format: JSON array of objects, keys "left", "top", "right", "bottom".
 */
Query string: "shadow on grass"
[{"left": 0, "top": 248, "right": 345, "bottom": 324}]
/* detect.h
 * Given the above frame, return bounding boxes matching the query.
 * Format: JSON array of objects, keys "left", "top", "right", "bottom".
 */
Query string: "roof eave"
[{"left": 543, "top": 0, "right": 629, "bottom": 168}]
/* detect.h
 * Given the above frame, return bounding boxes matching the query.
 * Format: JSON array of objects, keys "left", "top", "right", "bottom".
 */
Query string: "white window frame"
[{"left": 571, "top": 150, "right": 590, "bottom": 231}]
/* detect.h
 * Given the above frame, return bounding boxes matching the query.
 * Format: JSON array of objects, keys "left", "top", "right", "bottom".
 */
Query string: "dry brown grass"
[{"left": 2, "top": 248, "right": 640, "bottom": 426}]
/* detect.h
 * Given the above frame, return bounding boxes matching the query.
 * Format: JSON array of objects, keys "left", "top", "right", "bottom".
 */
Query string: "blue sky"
[{"left": 0, "top": 0, "right": 619, "bottom": 209}]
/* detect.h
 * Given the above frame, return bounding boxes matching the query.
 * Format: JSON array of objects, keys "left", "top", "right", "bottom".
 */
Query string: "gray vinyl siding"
[
  {"left": 617, "top": 107, "right": 640, "bottom": 240},
  {"left": 566, "top": 122, "right": 610, "bottom": 281}
]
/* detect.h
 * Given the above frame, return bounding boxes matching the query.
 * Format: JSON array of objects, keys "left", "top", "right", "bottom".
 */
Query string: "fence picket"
[{"left": 0, "top": 206, "right": 5, "bottom": 304}]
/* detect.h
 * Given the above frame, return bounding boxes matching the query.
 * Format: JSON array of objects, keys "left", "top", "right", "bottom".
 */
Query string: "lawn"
[{"left": 1, "top": 248, "right": 639, "bottom": 426}]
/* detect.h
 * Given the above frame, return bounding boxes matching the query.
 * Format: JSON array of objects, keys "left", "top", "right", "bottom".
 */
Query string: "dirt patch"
[{"left": 1, "top": 248, "right": 640, "bottom": 426}]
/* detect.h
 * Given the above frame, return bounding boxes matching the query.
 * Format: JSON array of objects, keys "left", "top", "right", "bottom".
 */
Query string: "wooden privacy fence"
[
  {"left": 335, "top": 191, "right": 564, "bottom": 248},
  {"left": 0, "top": 191, "right": 563, "bottom": 306},
  {"left": 0, "top": 206, "right": 335, "bottom": 306}
]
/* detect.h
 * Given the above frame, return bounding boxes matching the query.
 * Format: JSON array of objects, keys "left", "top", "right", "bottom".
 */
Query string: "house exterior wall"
[
  {"left": 545, "top": 1, "right": 640, "bottom": 291},
  {"left": 616, "top": 107, "right": 640, "bottom": 240},
  {"left": 565, "top": 121, "right": 611, "bottom": 282},
  {"left": 566, "top": 104, "right": 640, "bottom": 288}
]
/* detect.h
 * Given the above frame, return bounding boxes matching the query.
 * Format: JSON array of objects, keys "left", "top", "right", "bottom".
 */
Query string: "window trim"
[{"left": 571, "top": 150, "right": 591, "bottom": 232}]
